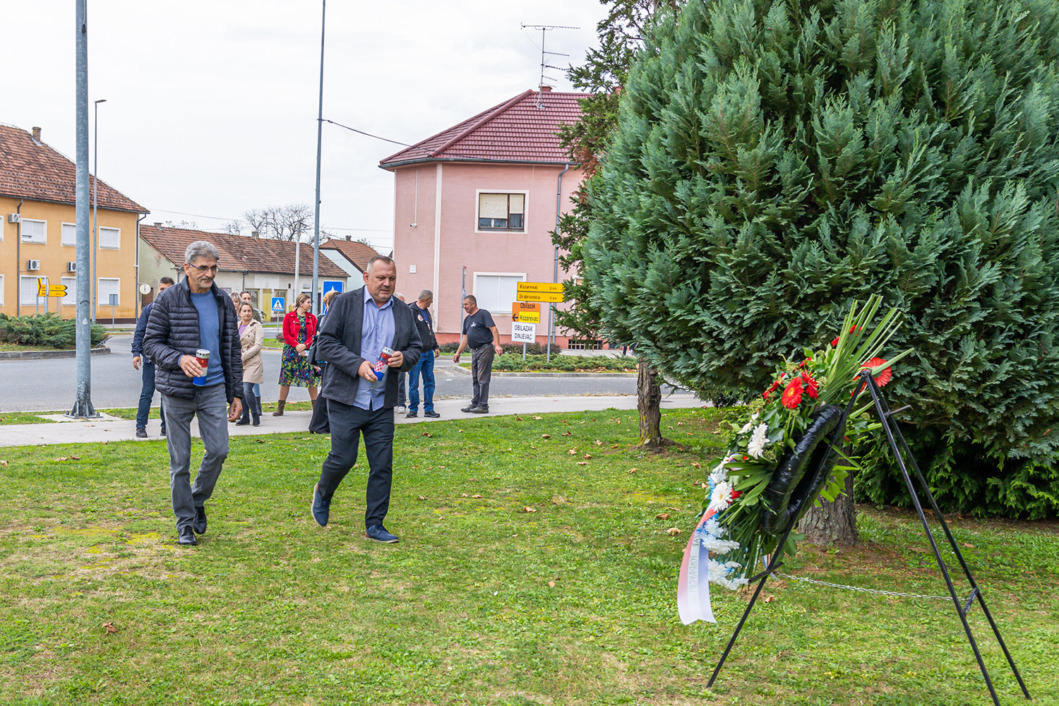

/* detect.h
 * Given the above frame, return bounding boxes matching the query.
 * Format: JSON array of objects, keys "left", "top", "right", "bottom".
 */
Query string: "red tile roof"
[
  {"left": 320, "top": 237, "right": 381, "bottom": 272},
  {"left": 0, "top": 123, "right": 147, "bottom": 213},
  {"left": 140, "top": 225, "right": 349, "bottom": 278},
  {"left": 379, "top": 89, "right": 587, "bottom": 168}
]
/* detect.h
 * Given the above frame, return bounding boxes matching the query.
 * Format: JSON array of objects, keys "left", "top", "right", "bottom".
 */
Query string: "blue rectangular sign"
[{"left": 271, "top": 296, "right": 285, "bottom": 312}]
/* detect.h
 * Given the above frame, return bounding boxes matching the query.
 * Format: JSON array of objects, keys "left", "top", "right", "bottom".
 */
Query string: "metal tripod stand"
[{"left": 707, "top": 370, "right": 1032, "bottom": 705}]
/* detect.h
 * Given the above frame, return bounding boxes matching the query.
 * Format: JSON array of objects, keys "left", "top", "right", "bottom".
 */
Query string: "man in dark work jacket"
[
  {"left": 311, "top": 255, "right": 421, "bottom": 543},
  {"left": 144, "top": 240, "right": 243, "bottom": 547}
]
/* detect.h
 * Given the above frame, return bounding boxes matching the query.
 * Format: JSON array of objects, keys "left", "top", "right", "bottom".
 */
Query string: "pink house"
[{"left": 380, "top": 87, "right": 586, "bottom": 345}]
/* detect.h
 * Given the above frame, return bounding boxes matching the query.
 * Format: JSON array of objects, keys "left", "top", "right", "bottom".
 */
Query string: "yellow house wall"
[{"left": 0, "top": 196, "right": 142, "bottom": 321}]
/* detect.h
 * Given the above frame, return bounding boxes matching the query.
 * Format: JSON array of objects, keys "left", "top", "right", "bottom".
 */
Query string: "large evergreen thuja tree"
[{"left": 585, "top": 0, "right": 1059, "bottom": 517}]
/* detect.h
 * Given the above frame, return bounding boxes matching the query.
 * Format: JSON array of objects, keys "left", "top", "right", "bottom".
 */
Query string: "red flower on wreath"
[
  {"left": 800, "top": 371, "right": 819, "bottom": 399},
  {"left": 861, "top": 357, "right": 893, "bottom": 387},
  {"left": 762, "top": 372, "right": 786, "bottom": 400},
  {"left": 781, "top": 377, "right": 804, "bottom": 409},
  {"left": 831, "top": 325, "right": 860, "bottom": 347}
]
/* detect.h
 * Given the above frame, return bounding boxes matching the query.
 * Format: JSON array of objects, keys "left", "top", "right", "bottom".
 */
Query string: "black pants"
[{"left": 315, "top": 399, "right": 395, "bottom": 528}]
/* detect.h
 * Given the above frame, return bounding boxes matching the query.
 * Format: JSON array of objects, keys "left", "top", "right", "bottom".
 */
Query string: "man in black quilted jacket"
[{"left": 144, "top": 241, "right": 243, "bottom": 547}]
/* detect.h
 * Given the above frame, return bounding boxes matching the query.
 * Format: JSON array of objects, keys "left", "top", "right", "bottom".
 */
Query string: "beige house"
[{"left": 0, "top": 123, "right": 147, "bottom": 321}]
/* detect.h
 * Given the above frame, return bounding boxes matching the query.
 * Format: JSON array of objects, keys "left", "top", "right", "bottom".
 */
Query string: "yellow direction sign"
[
  {"left": 516, "top": 291, "right": 563, "bottom": 304},
  {"left": 512, "top": 301, "right": 541, "bottom": 323},
  {"left": 516, "top": 282, "right": 563, "bottom": 294},
  {"left": 36, "top": 280, "right": 68, "bottom": 298}
]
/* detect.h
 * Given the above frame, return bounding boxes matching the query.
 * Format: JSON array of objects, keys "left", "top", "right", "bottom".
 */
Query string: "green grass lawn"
[{"left": 0, "top": 408, "right": 1055, "bottom": 704}]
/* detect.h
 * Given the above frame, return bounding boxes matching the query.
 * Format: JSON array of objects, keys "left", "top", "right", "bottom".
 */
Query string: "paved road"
[{"left": 1, "top": 335, "right": 667, "bottom": 413}]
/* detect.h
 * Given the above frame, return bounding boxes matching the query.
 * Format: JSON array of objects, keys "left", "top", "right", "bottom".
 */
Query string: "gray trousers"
[
  {"left": 470, "top": 345, "right": 494, "bottom": 409},
  {"left": 162, "top": 383, "right": 230, "bottom": 530}
]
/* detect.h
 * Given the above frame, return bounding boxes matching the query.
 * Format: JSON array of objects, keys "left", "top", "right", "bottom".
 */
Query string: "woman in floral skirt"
[{"left": 273, "top": 293, "right": 319, "bottom": 416}]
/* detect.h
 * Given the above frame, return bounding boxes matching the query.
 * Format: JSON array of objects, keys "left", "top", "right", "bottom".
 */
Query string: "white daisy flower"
[{"left": 708, "top": 481, "right": 735, "bottom": 513}]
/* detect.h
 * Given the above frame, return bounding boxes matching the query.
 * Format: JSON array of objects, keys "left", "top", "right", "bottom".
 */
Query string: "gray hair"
[
  {"left": 418, "top": 289, "right": 433, "bottom": 301},
  {"left": 184, "top": 240, "right": 221, "bottom": 265}
]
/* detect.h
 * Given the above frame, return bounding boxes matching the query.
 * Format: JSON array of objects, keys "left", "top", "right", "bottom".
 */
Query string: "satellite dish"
[{"left": 139, "top": 283, "right": 152, "bottom": 295}]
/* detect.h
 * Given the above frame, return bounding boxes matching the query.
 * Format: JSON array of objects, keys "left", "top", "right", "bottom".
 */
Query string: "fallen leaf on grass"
[
  {"left": 576, "top": 461, "right": 588, "bottom": 466},
  {"left": 666, "top": 527, "right": 682, "bottom": 536},
  {"left": 541, "top": 434, "right": 551, "bottom": 439},
  {"left": 963, "top": 543, "right": 975, "bottom": 549},
  {"left": 656, "top": 513, "right": 671, "bottom": 520},
  {"left": 55, "top": 457, "right": 68, "bottom": 462},
  {"left": 418, "top": 495, "right": 428, "bottom": 500},
  {"left": 523, "top": 506, "right": 537, "bottom": 513},
  {"left": 594, "top": 439, "right": 603, "bottom": 446},
  {"left": 583, "top": 454, "right": 593, "bottom": 460},
  {"left": 548, "top": 581, "right": 556, "bottom": 588},
  {"left": 461, "top": 493, "right": 469, "bottom": 498},
  {"left": 532, "top": 416, "right": 542, "bottom": 420},
  {"left": 691, "top": 462, "right": 701, "bottom": 468},
  {"left": 561, "top": 431, "right": 572, "bottom": 436},
  {"left": 471, "top": 494, "right": 483, "bottom": 499},
  {"left": 567, "top": 448, "right": 577, "bottom": 455},
  {"left": 102, "top": 622, "right": 118, "bottom": 634},
  {"left": 420, "top": 432, "right": 433, "bottom": 438},
  {"left": 627, "top": 468, "right": 637, "bottom": 474},
  {"left": 0, "top": 461, "right": 7, "bottom": 467},
  {"left": 515, "top": 416, "right": 524, "bottom": 421}
]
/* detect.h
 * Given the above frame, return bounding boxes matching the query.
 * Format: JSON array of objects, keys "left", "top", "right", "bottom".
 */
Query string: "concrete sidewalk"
[{"left": 0, "top": 393, "right": 705, "bottom": 448}]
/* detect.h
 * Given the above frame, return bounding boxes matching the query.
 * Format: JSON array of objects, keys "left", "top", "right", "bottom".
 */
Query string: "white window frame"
[
  {"left": 99, "top": 226, "right": 121, "bottom": 250},
  {"left": 98, "top": 277, "right": 120, "bottom": 307},
  {"left": 473, "top": 272, "right": 526, "bottom": 314},
  {"left": 20, "top": 218, "right": 47, "bottom": 244},
  {"left": 61, "top": 222, "right": 77, "bottom": 247},
  {"left": 20, "top": 276, "right": 44, "bottom": 306},
  {"left": 475, "top": 190, "right": 528, "bottom": 234},
  {"left": 60, "top": 276, "right": 77, "bottom": 306}
]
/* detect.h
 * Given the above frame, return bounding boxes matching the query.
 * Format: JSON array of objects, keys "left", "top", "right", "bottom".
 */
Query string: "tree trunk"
[
  {"left": 637, "top": 358, "right": 670, "bottom": 448},
  {"left": 797, "top": 470, "right": 858, "bottom": 546}
]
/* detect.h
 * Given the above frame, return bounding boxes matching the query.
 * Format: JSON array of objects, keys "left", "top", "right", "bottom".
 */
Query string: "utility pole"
[
  {"left": 92, "top": 98, "right": 105, "bottom": 323},
  {"left": 311, "top": 0, "right": 326, "bottom": 314},
  {"left": 70, "top": 0, "right": 98, "bottom": 418}
]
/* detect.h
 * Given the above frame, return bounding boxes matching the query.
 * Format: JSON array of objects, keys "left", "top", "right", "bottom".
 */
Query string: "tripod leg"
[{"left": 707, "top": 567, "right": 773, "bottom": 688}]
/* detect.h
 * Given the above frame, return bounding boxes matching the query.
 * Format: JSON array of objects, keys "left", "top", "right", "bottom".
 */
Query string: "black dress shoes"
[
  {"left": 193, "top": 506, "right": 208, "bottom": 534},
  {"left": 178, "top": 526, "right": 197, "bottom": 546}
]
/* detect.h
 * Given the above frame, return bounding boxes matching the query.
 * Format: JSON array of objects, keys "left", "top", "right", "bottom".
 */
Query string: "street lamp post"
[{"left": 91, "top": 98, "right": 106, "bottom": 323}]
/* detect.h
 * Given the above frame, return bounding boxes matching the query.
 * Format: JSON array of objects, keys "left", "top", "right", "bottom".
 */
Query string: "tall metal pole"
[
  {"left": 311, "top": 0, "right": 326, "bottom": 314},
  {"left": 70, "top": 0, "right": 97, "bottom": 418},
  {"left": 91, "top": 98, "right": 105, "bottom": 323}
]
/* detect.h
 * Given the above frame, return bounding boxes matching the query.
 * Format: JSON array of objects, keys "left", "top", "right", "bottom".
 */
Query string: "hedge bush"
[{"left": 0, "top": 314, "right": 107, "bottom": 349}]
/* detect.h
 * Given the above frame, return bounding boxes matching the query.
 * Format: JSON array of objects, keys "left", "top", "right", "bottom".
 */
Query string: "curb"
[
  {"left": 0, "top": 346, "right": 111, "bottom": 360},
  {"left": 449, "top": 365, "right": 636, "bottom": 378}
]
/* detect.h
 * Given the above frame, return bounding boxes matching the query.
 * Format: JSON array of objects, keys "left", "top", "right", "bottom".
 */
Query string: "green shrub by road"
[{"left": 0, "top": 409, "right": 1054, "bottom": 704}]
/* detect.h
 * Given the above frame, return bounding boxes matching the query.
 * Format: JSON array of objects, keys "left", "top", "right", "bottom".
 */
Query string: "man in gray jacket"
[
  {"left": 311, "top": 256, "right": 421, "bottom": 543},
  {"left": 144, "top": 241, "right": 243, "bottom": 547}
]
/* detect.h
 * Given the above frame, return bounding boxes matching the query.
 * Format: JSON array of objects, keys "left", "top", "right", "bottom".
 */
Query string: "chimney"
[
  {"left": 31, "top": 126, "right": 42, "bottom": 142},
  {"left": 153, "top": 222, "right": 163, "bottom": 227},
  {"left": 345, "top": 235, "right": 352, "bottom": 241},
  {"left": 539, "top": 85, "right": 552, "bottom": 93},
  {"left": 252, "top": 230, "right": 260, "bottom": 239}
]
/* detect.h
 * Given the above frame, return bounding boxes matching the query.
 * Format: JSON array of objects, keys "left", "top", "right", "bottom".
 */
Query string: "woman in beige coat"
[{"left": 237, "top": 302, "right": 264, "bottom": 425}]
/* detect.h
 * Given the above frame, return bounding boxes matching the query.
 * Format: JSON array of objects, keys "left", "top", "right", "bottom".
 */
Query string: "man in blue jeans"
[
  {"left": 144, "top": 241, "right": 243, "bottom": 547},
  {"left": 132, "top": 277, "right": 174, "bottom": 438},
  {"left": 406, "top": 290, "right": 440, "bottom": 418}
]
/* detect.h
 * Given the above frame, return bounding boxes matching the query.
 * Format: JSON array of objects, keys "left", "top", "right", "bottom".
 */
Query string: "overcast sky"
[{"left": 2, "top": 1, "right": 606, "bottom": 253}]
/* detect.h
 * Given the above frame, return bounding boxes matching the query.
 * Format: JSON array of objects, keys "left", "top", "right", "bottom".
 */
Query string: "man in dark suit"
[{"left": 310, "top": 256, "right": 422, "bottom": 543}]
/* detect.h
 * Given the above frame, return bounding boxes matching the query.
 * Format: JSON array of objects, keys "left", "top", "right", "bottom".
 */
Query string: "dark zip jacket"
[{"left": 143, "top": 279, "right": 243, "bottom": 402}]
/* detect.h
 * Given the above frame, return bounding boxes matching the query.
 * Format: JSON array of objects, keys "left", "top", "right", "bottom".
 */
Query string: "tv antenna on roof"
[{"left": 522, "top": 23, "right": 578, "bottom": 106}]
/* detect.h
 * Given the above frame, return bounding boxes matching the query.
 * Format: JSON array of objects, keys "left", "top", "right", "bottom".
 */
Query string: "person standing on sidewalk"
[
  {"left": 273, "top": 293, "right": 319, "bottom": 416},
  {"left": 453, "top": 294, "right": 502, "bottom": 414},
  {"left": 236, "top": 302, "right": 264, "bottom": 426},
  {"left": 132, "top": 276, "right": 174, "bottom": 438},
  {"left": 310, "top": 256, "right": 421, "bottom": 544},
  {"left": 144, "top": 241, "right": 243, "bottom": 547},
  {"left": 406, "top": 290, "right": 440, "bottom": 419}
]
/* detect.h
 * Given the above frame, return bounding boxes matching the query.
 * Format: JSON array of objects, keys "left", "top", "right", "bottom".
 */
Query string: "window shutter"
[{"left": 479, "top": 193, "right": 508, "bottom": 219}]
